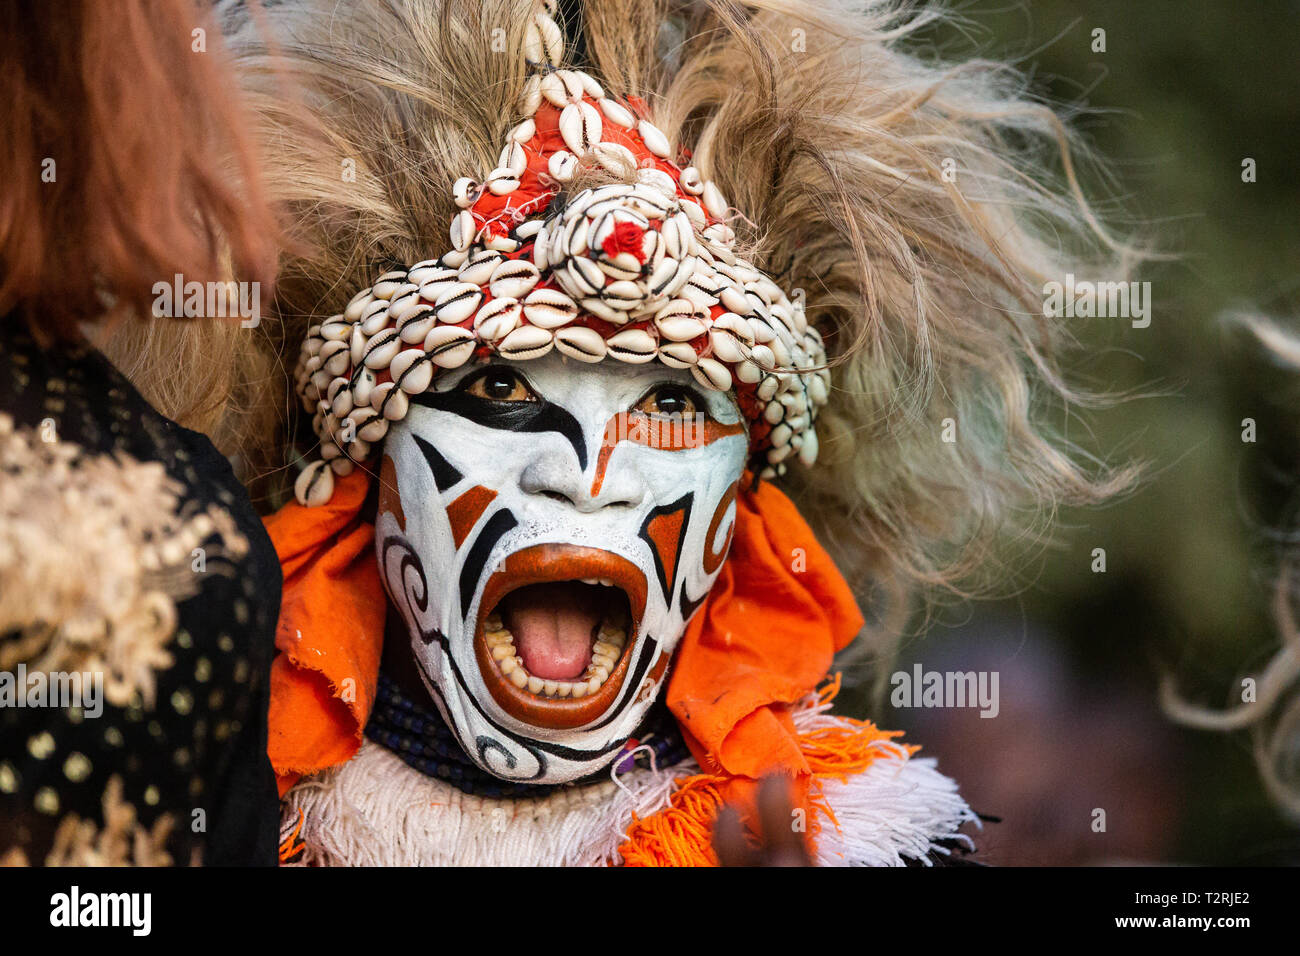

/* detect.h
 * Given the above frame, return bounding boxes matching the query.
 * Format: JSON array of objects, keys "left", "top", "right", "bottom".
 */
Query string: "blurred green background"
[{"left": 868, "top": 0, "right": 1299, "bottom": 864}]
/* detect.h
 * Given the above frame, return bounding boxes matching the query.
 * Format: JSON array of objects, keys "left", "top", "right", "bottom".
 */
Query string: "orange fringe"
[
  {"left": 617, "top": 675, "right": 907, "bottom": 866},
  {"left": 278, "top": 809, "right": 306, "bottom": 863}
]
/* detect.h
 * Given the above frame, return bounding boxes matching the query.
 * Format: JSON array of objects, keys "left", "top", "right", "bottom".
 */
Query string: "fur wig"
[{"left": 211, "top": 0, "right": 1137, "bottom": 666}]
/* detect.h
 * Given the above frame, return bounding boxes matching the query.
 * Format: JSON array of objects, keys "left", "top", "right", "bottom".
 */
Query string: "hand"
[{"left": 712, "top": 774, "right": 813, "bottom": 867}]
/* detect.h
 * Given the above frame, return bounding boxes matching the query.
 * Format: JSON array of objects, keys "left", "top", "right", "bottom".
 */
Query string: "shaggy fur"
[{"left": 213, "top": 0, "right": 1139, "bottom": 671}]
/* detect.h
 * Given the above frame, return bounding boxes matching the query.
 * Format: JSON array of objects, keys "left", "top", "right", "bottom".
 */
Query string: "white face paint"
[{"left": 375, "top": 353, "right": 747, "bottom": 784}]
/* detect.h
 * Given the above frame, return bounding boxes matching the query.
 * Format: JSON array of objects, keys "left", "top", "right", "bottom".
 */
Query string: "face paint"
[{"left": 376, "top": 353, "right": 747, "bottom": 784}]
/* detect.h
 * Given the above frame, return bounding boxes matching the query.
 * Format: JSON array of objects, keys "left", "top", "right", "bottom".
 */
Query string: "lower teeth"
[{"left": 484, "top": 614, "right": 626, "bottom": 699}]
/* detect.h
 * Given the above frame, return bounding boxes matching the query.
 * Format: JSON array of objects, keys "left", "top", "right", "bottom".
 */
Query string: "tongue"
[{"left": 501, "top": 582, "right": 600, "bottom": 681}]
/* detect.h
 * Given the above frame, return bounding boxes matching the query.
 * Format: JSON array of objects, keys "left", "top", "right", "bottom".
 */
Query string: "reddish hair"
[{"left": 0, "top": 0, "right": 278, "bottom": 341}]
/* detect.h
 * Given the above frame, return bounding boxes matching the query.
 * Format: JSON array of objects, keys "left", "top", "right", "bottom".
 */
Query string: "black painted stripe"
[
  {"left": 458, "top": 508, "right": 518, "bottom": 618},
  {"left": 412, "top": 384, "right": 588, "bottom": 471},
  {"left": 413, "top": 434, "right": 462, "bottom": 492}
]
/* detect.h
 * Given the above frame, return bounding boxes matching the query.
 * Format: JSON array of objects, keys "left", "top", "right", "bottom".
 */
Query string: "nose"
[{"left": 519, "top": 444, "right": 648, "bottom": 513}]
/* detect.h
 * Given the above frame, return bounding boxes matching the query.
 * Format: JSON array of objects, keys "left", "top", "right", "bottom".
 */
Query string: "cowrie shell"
[
  {"left": 537, "top": 12, "right": 565, "bottom": 63},
  {"left": 540, "top": 71, "right": 568, "bottom": 108},
  {"left": 638, "top": 167, "right": 678, "bottom": 199},
  {"left": 718, "top": 284, "right": 751, "bottom": 315},
  {"left": 808, "top": 374, "right": 829, "bottom": 405},
  {"left": 523, "top": 19, "right": 546, "bottom": 64},
  {"left": 473, "top": 297, "right": 522, "bottom": 341},
  {"left": 486, "top": 166, "right": 521, "bottom": 196},
  {"left": 497, "top": 324, "right": 554, "bottom": 360},
  {"left": 701, "top": 181, "right": 728, "bottom": 219},
  {"left": 657, "top": 341, "right": 700, "bottom": 368},
  {"left": 320, "top": 316, "right": 350, "bottom": 341},
  {"left": 389, "top": 348, "right": 434, "bottom": 394},
  {"left": 499, "top": 141, "right": 527, "bottom": 176},
  {"left": 712, "top": 310, "right": 756, "bottom": 346},
  {"left": 423, "top": 325, "right": 476, "bottom": 368},
  {"left": 591, "top": 141, "right": 637, "bottom": 175},
  {"left": 521, "top": 74, "right": 543, "bottom": 113},
  {"left": 703, "top": 222, "right": 736, "bottom": 249},
  {"left": 638, "top": 120, "right": 672, "bottom": 159},
  {"left": 577, "top": 71, "right": 604, "bottom": 99},
  {"left": 533, "top": 222, "right": 551, "bottom": 271},
  {"left": 710, "top": 328, "right": 750, "bottom": 364},
  {"left": 369, "top": 382, "right": 408, "bottom": 421},
  {"left": 371, "top": 271, "right": 407, "bottom": 299},
  {"left": 559, "top": 100, "right": 602, "bottom": 155},
  {"left": 319, "top": 339, "right": 350, "bottom": 377},
  {"left": 433, "top": 282, "right": 482, "bottom": 324},
  {"left": 453, "top": 177, "right": 480, "bottom": 209},
  {"left": 574, "top": 296, "right": 622, "bottom": 325},
  {"left": 653, "top": 299, "right": 706, "bottom": 341},
  {"left": 362, "top": 329, "right": 401, "bottom": 369},
  {"left": 679, "top": 167, "right": 704, "bottom": 195},
  {"left": 565, "top": 216, "right": 590, "bottom": 258},
  {"left": 359, "top": 298, "right": 391, "bottom": 335},
  {"left": 735, "top": 359, "right": 762, "bottom": 384},
  {"left": 344, "top": 289, "right": 373, "bottom": 322},
  {"left": 798, "top": 429, "right": 819, "bottom": 467},
  {"left": 450, "top": 210, "right": 476, "bottom": 251},
  {"left": 295, "top": 460, "right": 334, "bottom": 507},
  {"left": 441, "top": 248, "right": 468, "bottom": 269},
  {"left": 599, "top": 98, "right": 636, "bottom": 128},
  {"left": 555, "top": 69, "right": 586, "bottom": 101},
  {"left": 459, "top": 249, "right": 505, "bottom": 286},
  {"left": 601, "top": 280, "right": 646, "bottom": 312},
  {"left": 396, "top": 307, "right": 437, "bottom": 344},
  {"left": 386, "top": 286, "right": 423, "bottom": 321},
  {"left": 356, "top": 413, "right": 389, "bottom": 445},
  {"left": 523, "top": 287, "right": 579, "bottom": 328},
  {"left": 563, "top": 257, "right": 605, "bottom": 297},
  {"left": 749, "top": 343, "right": 777, "bottom": 370},
  {"left": 554, "top": 325, "right": 607, "bottom": 363},
  {"left": 352, "top": 367, "right": 377, "bottom": 407},
  {"left": 681, "top": 198, "right": 706, "bottom": 228},
  {"left": 606, "top": 327, "right": 657, "bottom": 363},
  {"left": 488, "top": 259, "right": 540, "bottom": 299},
  {"left": 692, "top": 357, "right": 732, "bottom": 391},
  {"left": 328, "top": 380, "right": 353, "bottom": 418}
]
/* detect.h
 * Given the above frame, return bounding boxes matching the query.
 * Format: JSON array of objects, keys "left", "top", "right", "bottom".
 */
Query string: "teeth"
[{"left": 483, "top": 618, "right": 628, "bottom": 699}]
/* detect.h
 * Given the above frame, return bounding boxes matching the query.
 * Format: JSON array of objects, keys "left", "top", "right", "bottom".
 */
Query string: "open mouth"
[{"left": 473, "top": 544, "right": 647, "bottom": 730}]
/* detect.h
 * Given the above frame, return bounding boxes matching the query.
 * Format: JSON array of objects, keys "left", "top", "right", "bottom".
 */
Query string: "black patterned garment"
[{"left": 0, "top": 322, "right": 281, "bottom": 865}]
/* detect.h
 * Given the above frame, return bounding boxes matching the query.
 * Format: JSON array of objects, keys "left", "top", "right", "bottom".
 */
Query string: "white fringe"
[{"left": 282, "top": 697, "right": 976, "bottom": 866}]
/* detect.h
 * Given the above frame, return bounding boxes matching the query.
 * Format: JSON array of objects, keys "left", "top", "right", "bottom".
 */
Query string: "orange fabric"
[
  {"left": 263, "top": 470, "right": 386, "bottom": 796},
  {"left": 665, "top": 480, "right": 865, "bottom": 837},
  {"left": 619, "top": 679, "right": 902, "bottom": 866}
]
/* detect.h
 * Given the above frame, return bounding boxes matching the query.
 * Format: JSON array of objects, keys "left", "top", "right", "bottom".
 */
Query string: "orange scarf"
[{"left": 263, "top": 471, "right": 864, "bottom": 859}]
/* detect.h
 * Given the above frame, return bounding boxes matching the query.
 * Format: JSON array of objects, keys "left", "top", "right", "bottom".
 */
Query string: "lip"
[{"left": 473, "top": 543, "right": 647, "bottom": 730}]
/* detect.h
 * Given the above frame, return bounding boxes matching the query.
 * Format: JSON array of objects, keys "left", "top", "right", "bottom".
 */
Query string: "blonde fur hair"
[{"left": 213, "top": 0, "right": 1137, "bottom": 659}]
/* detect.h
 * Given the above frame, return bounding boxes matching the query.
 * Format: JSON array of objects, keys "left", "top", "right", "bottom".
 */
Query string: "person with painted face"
[{"left": 228, "top": 0, "right": 1132, "bottom": 866}]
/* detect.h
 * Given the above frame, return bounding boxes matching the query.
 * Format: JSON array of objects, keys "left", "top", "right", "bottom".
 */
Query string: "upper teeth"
[{"left": 579, "top": 577, "right": 615, "bottom": 587}]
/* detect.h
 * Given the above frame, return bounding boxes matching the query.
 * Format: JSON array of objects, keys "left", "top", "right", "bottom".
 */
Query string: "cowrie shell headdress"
[{"left": 292, "top": 0, "right": 829, "bottom": 507}]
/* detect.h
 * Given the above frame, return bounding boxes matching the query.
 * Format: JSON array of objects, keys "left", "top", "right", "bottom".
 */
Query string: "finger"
[
  {"left": 712, "top": 805, "right": 758, "bottom": 867},
  {"left": 756, "top": 774, "right": 812, "bottom": 867}
]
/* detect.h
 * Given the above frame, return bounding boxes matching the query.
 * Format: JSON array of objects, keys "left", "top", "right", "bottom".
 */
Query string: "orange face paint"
[{"left": 590, "top": 411, "right": 744, "bottom": 497}]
